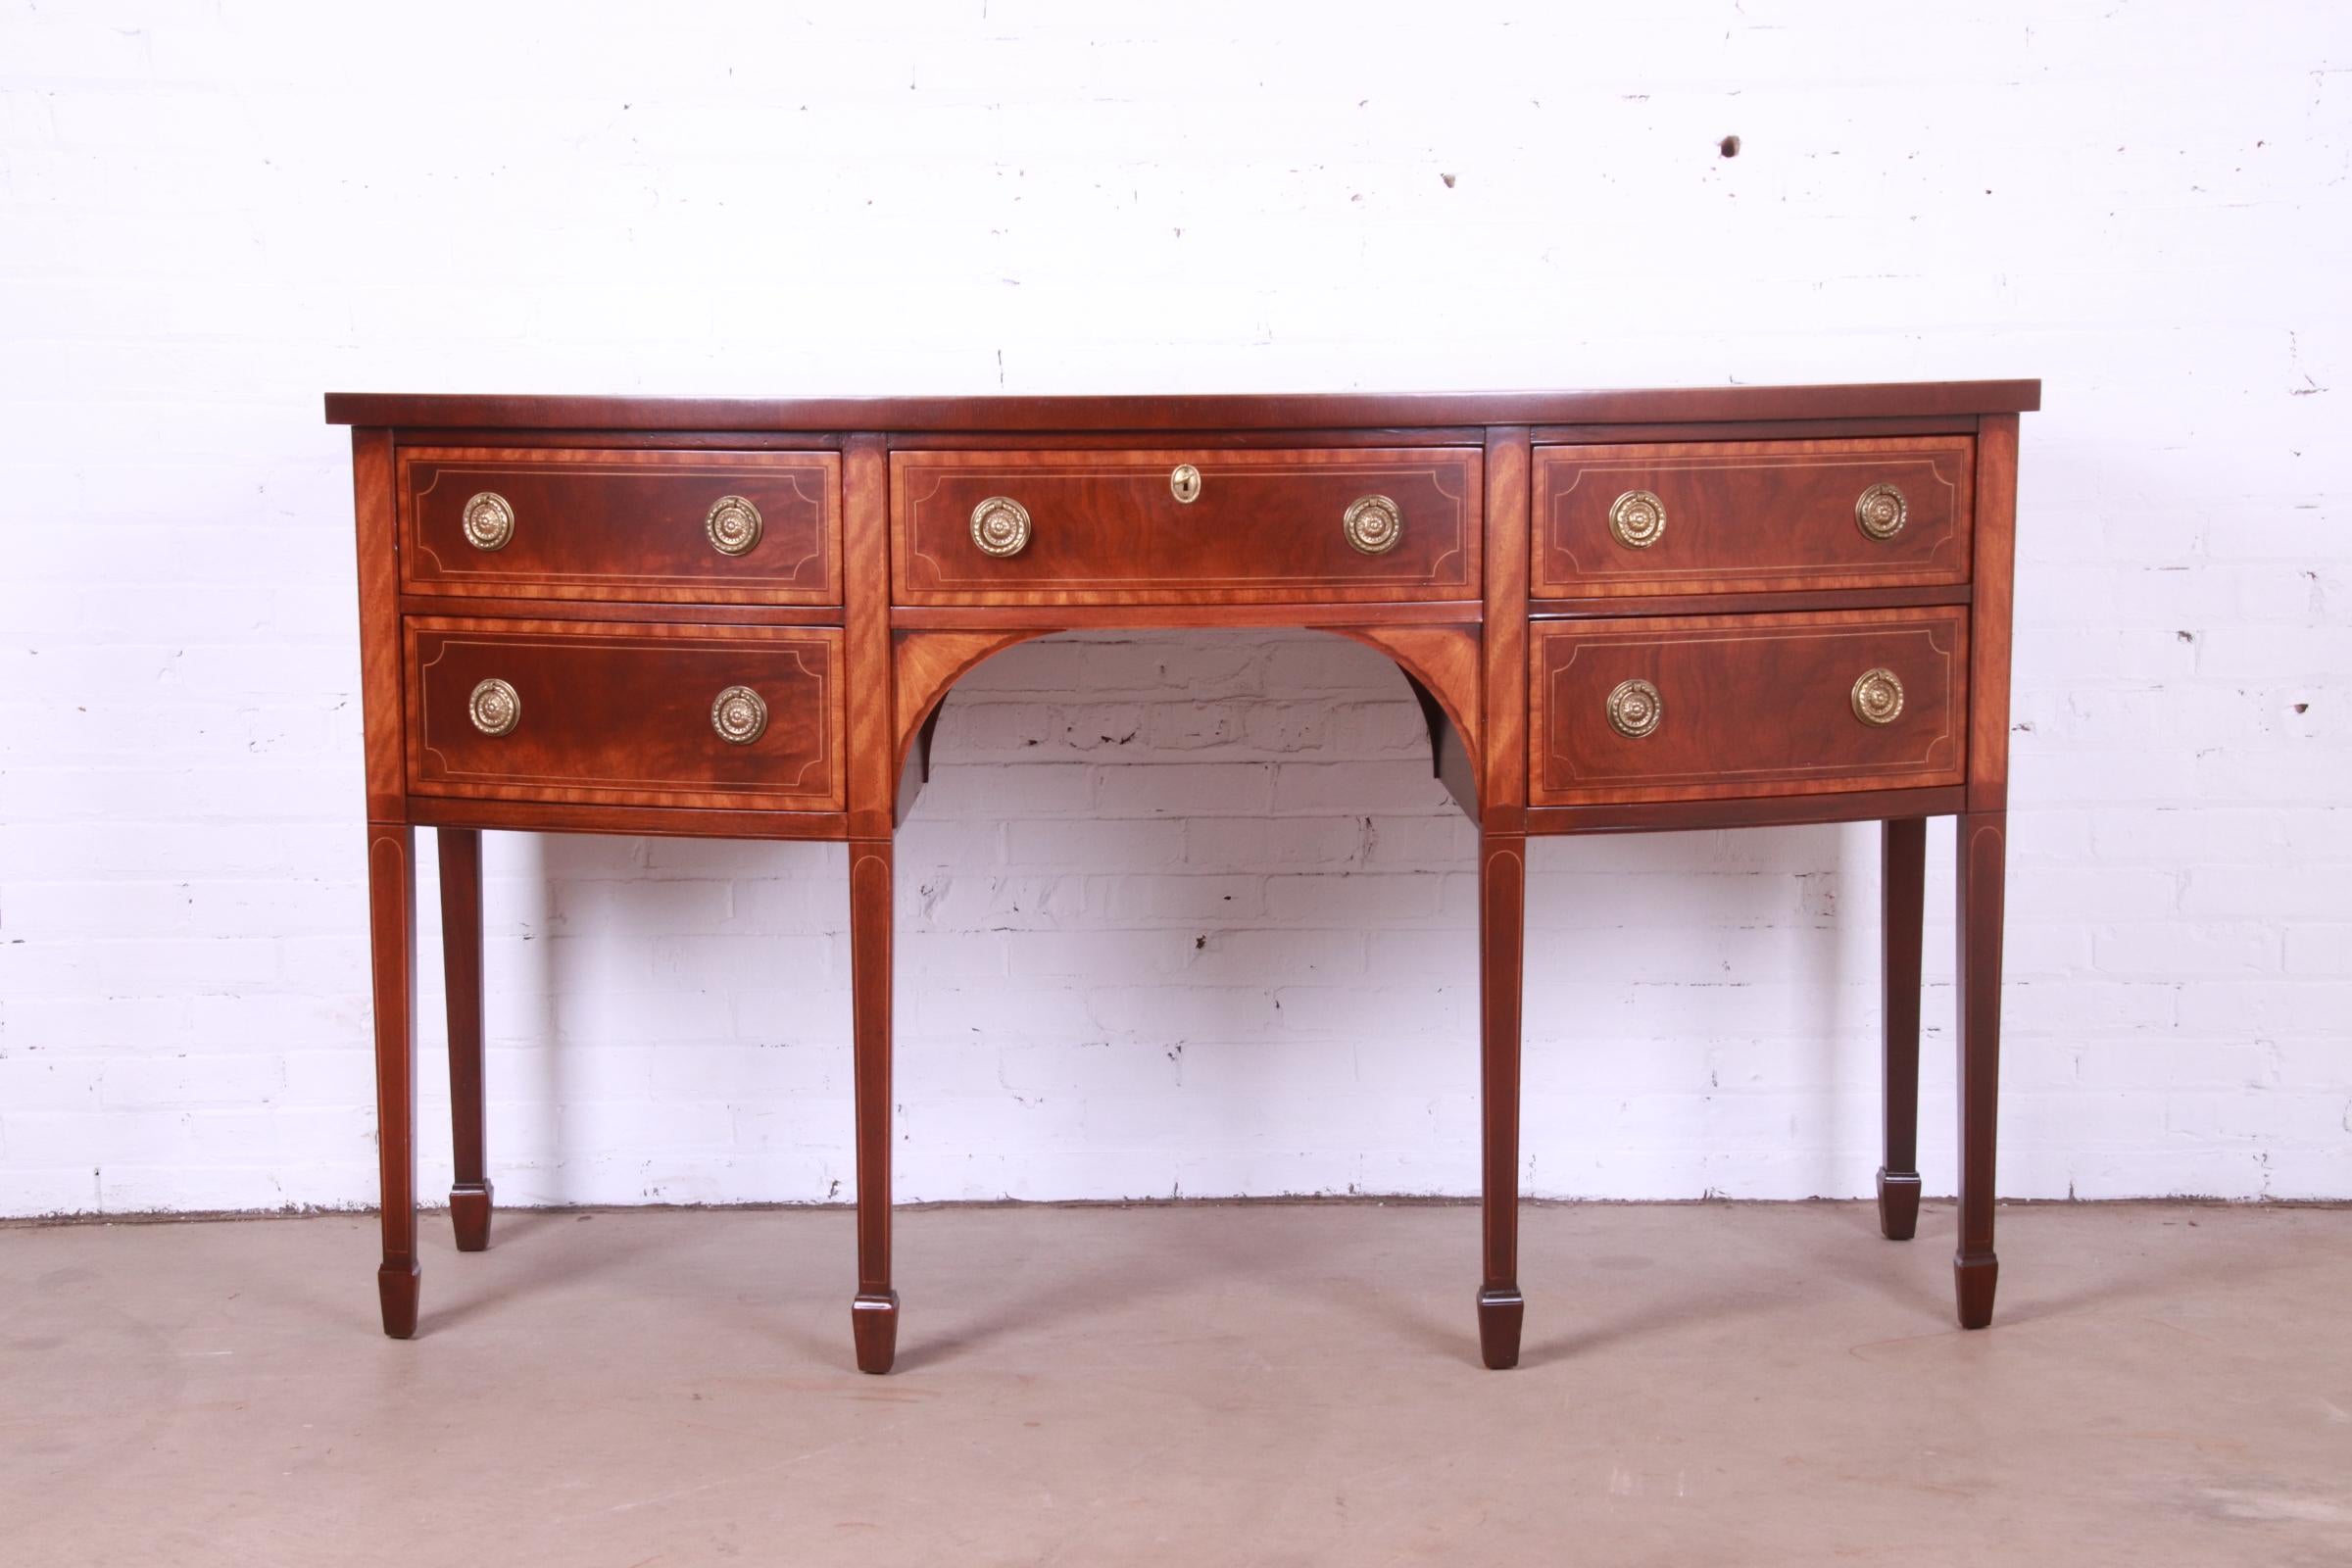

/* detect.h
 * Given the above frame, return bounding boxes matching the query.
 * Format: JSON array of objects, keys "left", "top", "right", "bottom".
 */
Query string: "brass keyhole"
[{"left": 1170, "top": 465, "right": 1201, "bottom": 504}]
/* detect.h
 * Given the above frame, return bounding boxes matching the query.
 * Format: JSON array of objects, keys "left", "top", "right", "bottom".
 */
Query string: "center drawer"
[
  {"left": 405, "top": 618, "right": 845, "bottom": 809},
  {"left": 1530, "top": 607, "right": 1968, "bottom": 805},
  {"left": 891, "top": 448, "right": 1482, "bottom": 605}
]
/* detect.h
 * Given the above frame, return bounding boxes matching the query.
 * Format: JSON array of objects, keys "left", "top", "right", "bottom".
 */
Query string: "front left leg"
[
  {"left": 1954, "top": 811, "right": 2006, "bottom": 1329},
  {"left": 367, "top": 823, "right": 420, "bottom": 1338},
  {"left": 848, "top": 839, "right": 899, "bottom": 1373},
  {"left": 1476, "top": 831, "right": 1527, "bottom": 1369}
]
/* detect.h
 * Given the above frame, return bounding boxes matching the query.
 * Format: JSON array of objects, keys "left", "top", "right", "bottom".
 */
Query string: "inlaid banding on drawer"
[
  {"left": 406, "top": 617, "right": 845, "bottom": 809},
  {"left": 1532, "top": 437, "right": 1973, "bottom": 597},
  {"left": 892, "top": 447, "right": 1481, "bottom": 605},
  {"left": 1530, "top": 607, "right": 1968, "bottom": 805},
  {"left": 401, "top": 448, "right": 841, "bottom": 605}
]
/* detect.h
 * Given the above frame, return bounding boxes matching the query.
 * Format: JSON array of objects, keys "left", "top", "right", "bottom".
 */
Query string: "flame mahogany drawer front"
[
  {"left": 891, "top": 447, "right": 1482, "bottom": 605},
  {"left": 1532, "top": 437, "right": 1974, "bottom": 597},
  {"left": 400, "top": 448, "right": 842, "bottom": 605},
  {"left": 405, "top": 617, "right": 846, "bottom": 809},
  {"left": 1530, "top": 607, "right": 1969, "bottom": 805}
]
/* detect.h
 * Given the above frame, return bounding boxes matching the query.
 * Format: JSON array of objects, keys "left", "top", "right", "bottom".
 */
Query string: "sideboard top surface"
[{"left": 324, "top": 380, "right": 2041, "bottom": 433}]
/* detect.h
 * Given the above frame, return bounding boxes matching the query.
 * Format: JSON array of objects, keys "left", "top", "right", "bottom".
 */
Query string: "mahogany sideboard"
[{"left": 326, "top": 381, "right": 2036, "bottom": 1372}]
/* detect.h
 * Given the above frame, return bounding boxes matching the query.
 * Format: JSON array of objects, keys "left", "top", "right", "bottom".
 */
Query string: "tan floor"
[{"left": 3, "top": 1200, "right": 2348, "bottom": 1567}]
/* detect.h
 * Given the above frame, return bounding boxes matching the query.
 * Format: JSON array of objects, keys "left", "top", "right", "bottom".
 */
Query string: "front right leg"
[
  {"left": 1954, "top": 811, "right": 2007, "bottom": 1329},
  {"left": 368, "top": 823, "right": 420, "bottom": 1338},
  {"left": 848, "top": 838, "right": 899, "bottom": 1373},
  {"left": 1476, "top": 830, "right": 1527, "bottom": 1369}
]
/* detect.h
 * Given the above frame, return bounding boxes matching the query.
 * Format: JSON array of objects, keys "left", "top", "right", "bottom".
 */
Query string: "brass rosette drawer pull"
[
  {"left": 1343, "top": 494, "right": 1403, "bottom": 555},
  {"left": 1608, "top": 489, "right": 1665, "bottom": 549},
  {"left": 705, "top": 494, "right": 763, "bottom": 556},
  {"left": 970, "top": 495, "right": 1033, "bottom": 558},
  {"left": 1851, "top": 667, "right": 1905, "bottom": 726},
  {"left": 467, "top": 677, "right": 520, "bottom": 736},
  {"left": 462, "top": 491, "right": 514, "bottom": 551},
  {"left": 710, "top": 685, "right": 768, "bottom": 745},
  {"left": 1855, "top": 482, "right": 1907, "bottom": 540},
  {"left": 1606, "top": 677, "right": 1663, "bottom": 739}
]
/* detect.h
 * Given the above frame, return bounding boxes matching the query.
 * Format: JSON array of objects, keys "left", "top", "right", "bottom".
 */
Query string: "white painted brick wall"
[{"left": 2, "top": 1, "right": 2346, "bottom": 1215}]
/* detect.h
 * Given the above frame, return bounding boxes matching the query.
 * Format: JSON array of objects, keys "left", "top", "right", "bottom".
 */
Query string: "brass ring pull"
[
  {"left": 467, "top": 677, "right": 520, "bottom": 737},
  {"left": 1851, "top": 668, "right": 1905, "bottom": 726},
  {"left": 970, "top": 496, "right": 1032, "bottom": 558},
  {"left": 1855, "top": 483, "right": 1907, "bottom": 541},
  {"left": 1343, "top": 494, "right": 1403, "bottom": 555},
  {"left": 1608, "top": 489, "right": 1665, "bottom": 549},
  {"left": 706, "top": 495, "right": 763, "bottom": 556},
  {"left": 462, "top": 491, "right": 514, "bottom": 551},
  {"left": 711, "top": 685, "right": 768, "bottom": 745},
  {"left": 1170, "top": 464, "right": 1201, "bottom": 504},
  {"left": 1606, "top": 677, "right": 1663, "bottom": 739}
]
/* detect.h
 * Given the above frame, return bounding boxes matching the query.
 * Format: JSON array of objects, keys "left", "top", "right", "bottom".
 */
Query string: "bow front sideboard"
[{"left": 327, "top": 382, "right": 2035, "bottom": 1373}]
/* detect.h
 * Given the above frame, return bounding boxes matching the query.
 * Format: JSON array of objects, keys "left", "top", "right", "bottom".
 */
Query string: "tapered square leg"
[
  {"left": 449, "top": 1186, "right": 493, "bottom": 1253},
  {"left": 367, "top": 824, "right": 420, "bottom": 1338},
  {"left": 377, "top": 1259, "right": 420, "bottom": 1339},
  {"left": 1876, "top": 1168, "right": 1923, "bottom": 1243},
  {"left": 1954, "top": 1253, "right": 1999, "bottom": 1329},
  {"left": 1878, "top": 817, "right": 1927, "bottom": 1242},
  {"left": 848, "top": 841, "right": 899, "bottom": 1373},
  {"left": 1477, "top": 1287, "right": 1525, "bottom": 1371},
  {"left": 438, "top": 827, "right": 493, "bottom": 1252},
  {"left": 1953, "top": 811, "right": 2006, "bottom": 1329},
  {"left": 852, "top": 1291, "right": 900, "bottom": 1374},
  {"left": 1476, "top": 832, "right": 1527, "bottom": 1370}
]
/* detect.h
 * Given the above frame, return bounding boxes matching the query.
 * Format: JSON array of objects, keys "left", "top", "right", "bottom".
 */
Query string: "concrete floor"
[{"left": 3, "top": 1201, "right": 2348, "bottom": 1567}]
